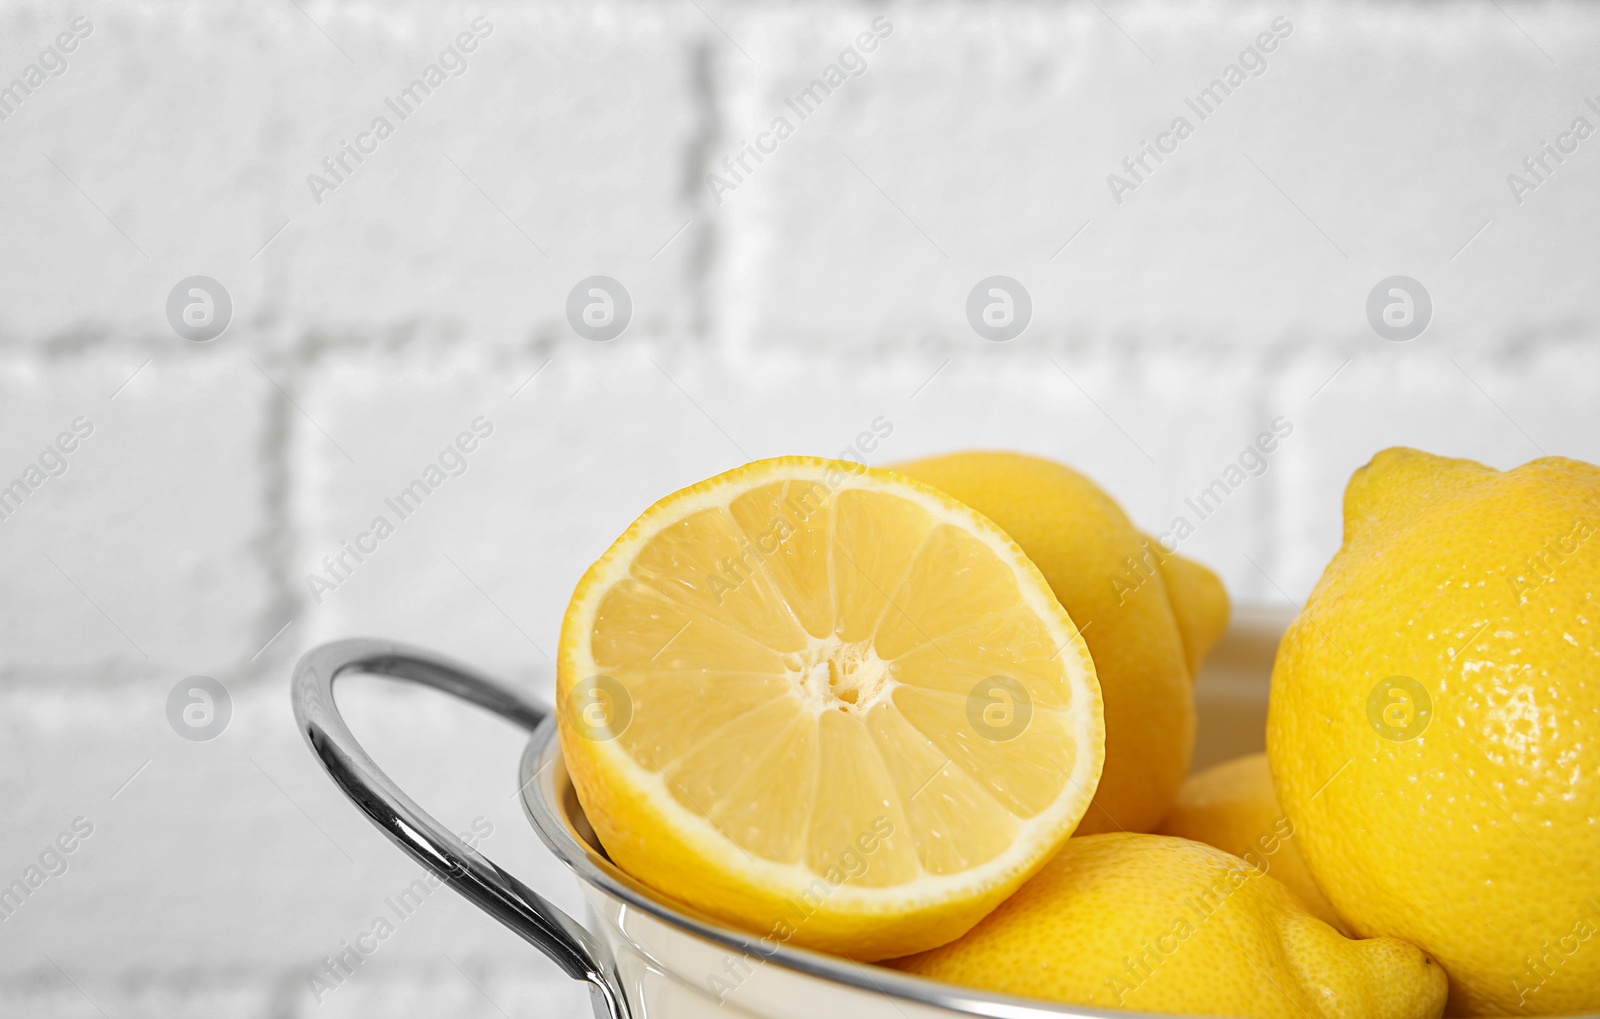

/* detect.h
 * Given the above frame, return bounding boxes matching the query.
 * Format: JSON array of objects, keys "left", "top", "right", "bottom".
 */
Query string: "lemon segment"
[
  {"left": 893, "top": 451, "right": 1231, "bottom": 834},
  {"left": 559, "top": 457, "right": 1104, "bottom": 960}
]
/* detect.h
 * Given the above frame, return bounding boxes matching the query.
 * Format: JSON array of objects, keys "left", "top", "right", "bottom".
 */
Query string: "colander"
[{"left": 290, "top": 611, "right": 1321, "bottom": 1019}]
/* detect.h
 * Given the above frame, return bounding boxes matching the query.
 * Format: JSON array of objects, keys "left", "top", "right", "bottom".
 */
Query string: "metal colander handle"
[{"left": 290, "top": 638, "right": 629, "bottom": 1019}]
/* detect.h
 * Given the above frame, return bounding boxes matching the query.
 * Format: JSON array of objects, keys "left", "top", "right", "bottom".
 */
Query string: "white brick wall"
[{"left": 2, "top": 1, "right": 1598, "bottom": 1015}]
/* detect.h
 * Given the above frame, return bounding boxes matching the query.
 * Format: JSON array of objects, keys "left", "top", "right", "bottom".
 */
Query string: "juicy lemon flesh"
[
  {"left": 894, "top": 451, "right": 1229, "bottom": 835},
  {"left": 560, "top": 458, "right": 1103, "bottom": 960}
]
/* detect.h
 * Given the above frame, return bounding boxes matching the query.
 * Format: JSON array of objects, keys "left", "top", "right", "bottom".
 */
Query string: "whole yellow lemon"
[
  {"left": 892, "top": 832, "right": 1447, "bottom": 1018},
  {"left": 894, "top": 451, "right": 1228, "bottom": 833},
  {"left": 1268, "top": 447, "right": 1600, "bottom": 1015},
  {"left": 1159, "top": 752, "right": 1346, "bottom": 932}
]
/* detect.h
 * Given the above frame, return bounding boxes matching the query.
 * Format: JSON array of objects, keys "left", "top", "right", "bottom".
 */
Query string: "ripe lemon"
[
  {"left": 1158, "top": 752, "right": 1346, "bottom": 932},
  {"left": 893, "top": 451, "right": 1228, "bottom": 833},
  {"left": 1267, "top": 447, "right": 1600, "bottom": 1015},
  {"left": 1155, "top": 544, "right": 1233, "bottom": 679},
  {"left": 557, "top": 456, "right": 1105, "bottom": 960},
  {"left": 893, "top": 832, "right": 1447, "bottom": 1018}
]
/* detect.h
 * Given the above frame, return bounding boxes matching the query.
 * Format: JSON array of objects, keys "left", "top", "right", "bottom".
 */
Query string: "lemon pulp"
[{"left": 559, "top": 458, "right": 1104, "bottom": 958}]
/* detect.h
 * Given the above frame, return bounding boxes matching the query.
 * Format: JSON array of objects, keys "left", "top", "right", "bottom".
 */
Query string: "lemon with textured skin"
[
  {"left": 894, "top": 451, "right": 1228, "bottom": 834},
  {"left": 893, "top": 832, "right": 1447, "bottom": 1018},
  {"left": 1268, "top": 447, "right": 1600, "bottom": 1015},
  {"left": 1159, "top": 752, "right": 1346, "bottom": 932},
  {"left": 558, "top": 457, "right": 1104, "bottom": 960},
  {"left": 1154, "top": 544, "right": 1233, "bottom": 678}
]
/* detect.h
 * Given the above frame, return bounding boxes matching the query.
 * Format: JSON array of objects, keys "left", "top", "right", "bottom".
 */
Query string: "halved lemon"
[{"left": 557, "top": 457, "right": 1104, "bottom": 960}]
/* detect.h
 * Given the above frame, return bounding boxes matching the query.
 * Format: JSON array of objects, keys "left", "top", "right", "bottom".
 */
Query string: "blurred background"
[{"left": 1, "top": 0, "right": 1597, "bottom": 1014}]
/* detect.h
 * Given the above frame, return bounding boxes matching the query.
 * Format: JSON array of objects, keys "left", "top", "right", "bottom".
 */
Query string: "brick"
[
  {"left": 0, "top": 5, "right": 286, "bottom": 344},
  {"left": 710, "top": 2, "right": 1600, "bottom": 353},
  {"left": 288, "top": 345, "right": 829, "bottom": 683},
  {"left": 0, "top": 679, "right": 592, "bottom": 1009},
  {"left": 285, "top": 343, "right": 1269, "bottom": 679},
  {"left": 1269, "top": 340, "right": 1600, "bottom": 598},
  {"left": 4, "top": 964, "right": 583, "bottom": 1019},
  {"left": 293, "top": 961, "right": 585, "bottom": 1019},
  {"left": 888, "top": 345, "right": 1273, "bottom": 600},
  {"left": 262, "top": 1, "right": 707, "bottom": 344},
  {"left": 0, "top": 1, "right": 707, "bottom": 345},
  {"left": 0, "top": 348, "right": 272, "bottom": 679}
]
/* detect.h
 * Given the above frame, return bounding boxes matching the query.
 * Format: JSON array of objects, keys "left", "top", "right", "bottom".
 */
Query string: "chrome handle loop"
[{"left": 290, "top": 638, "right": 629, "bottom": 1019}]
